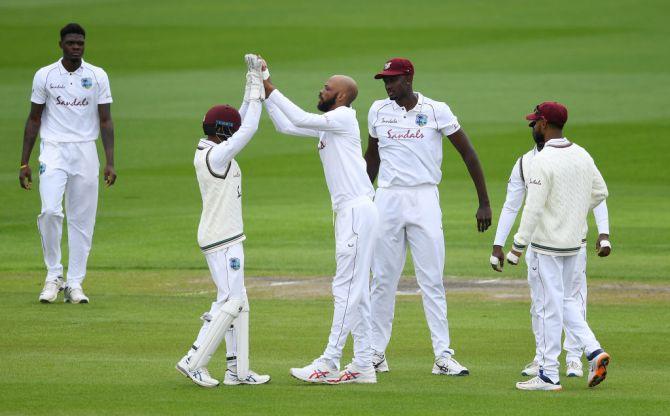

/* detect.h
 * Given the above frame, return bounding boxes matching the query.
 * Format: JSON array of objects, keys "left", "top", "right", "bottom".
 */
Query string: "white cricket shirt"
[
  {"left": 367, "top": 92, "right": 460, "bottom": 188},
  {"left": 265, "top": 90, "right": 374, "bottom": 210},
  {"left": 30, "top": 59, "right": 113, "bottom": 143},
  {"left": 493, "top": 145, "right": 610, "bottom": 248}
]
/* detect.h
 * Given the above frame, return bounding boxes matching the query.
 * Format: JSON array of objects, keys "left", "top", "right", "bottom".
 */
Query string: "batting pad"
[
  {"left": 187, "top": 298, "right": 244, "bottom": 371},
  {"left": 235, "top": 300, "right": 250, "bottom": 380}
]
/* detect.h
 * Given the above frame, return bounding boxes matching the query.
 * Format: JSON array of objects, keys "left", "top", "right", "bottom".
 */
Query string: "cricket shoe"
[
  {"left": 587, "top": 349, "right": 610, "bottom": 388},
  {"left": 289, "top": 358, "right": 338, "bottom": 383},
  {"left": 39, "top": 277, "right": 64, "bottom": 303},
  {"left": 432, "top": 355, "right": 469, "bottom": 376},
  {"left": 521, "top": 360, "right": 540, "bottom": 376},
  {"left": 325, "top": 363, "right": 377, "bottom": 384},
  {"left": 566, "top": 360, "right": 583, "bottom": 377},
  {"left": 64, "top": 286, "right": 89, "bottom": 304},
  {"left": 516, "top": 374, "right": 562, "bottom": 391},
  {"left": 372, "top": 350, "right": 389, "bottom": 373},
  {"left": 175, "top": 356, "right": 219, "bottom": 388},
  {"left": 223, "top": 369, "right": 271, "bottom": 385}
]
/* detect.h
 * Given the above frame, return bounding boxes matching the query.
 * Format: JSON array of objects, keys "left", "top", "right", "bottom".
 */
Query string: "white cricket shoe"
[
  {"left": 64, "top": 286, "right": 89, "bottom": 304},
  {"left": 566, "top": 360, "right": 584, "bottom": 377},
  {"left": 223, "top": 369, "right": 271, "bottom": 385},
  {"left": 516, "top": 375, "right": 562, "bottom": 391},
  {"left": 432, "top": 355, "right": 469, "bottom": 376},
  {"left": 587, "top": 349, "right": 610, "bottom": 388},
  {"left": 175, "top": 356, "right": 219, "bottom": 388},
  {"left": 521, "top": 360, "right": 540, "bottom": 376},
  {"left": 325, "top": 362, "right": 377, "bottom": 384},
  {"left": 39, "top": 277, "right": 64, "bottom": 303},
  {"left": 289, "top": 358, "right": 338, "bottom": 383},
  {"left": 372, "top": 350, "right": 389, "bottom": 373}
]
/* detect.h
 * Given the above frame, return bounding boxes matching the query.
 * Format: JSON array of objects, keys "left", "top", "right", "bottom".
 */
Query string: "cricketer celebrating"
[
  {"left": 364, "top": 58, "right": 491, "bottom": 375},
  {"left": 507, "top": 102, "right": 611, "bottom": 391},
  {"left": 20, "top": 23, "right": 116, "bottom": 304},
  {"left": 175, "top": 55, "right": 270, "bottom": 388},
  {"left": 491, "top": 101, "right": 612, "bottom": 379},
  {"left": 263, "top": 62, "right": 379, "bottom": 384}
]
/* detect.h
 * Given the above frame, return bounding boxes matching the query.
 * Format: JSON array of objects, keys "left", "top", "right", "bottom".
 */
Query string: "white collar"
[
  {"left": 58, "top": 59, "right": 86, "bottom": 75},
  {"left": 391, "top": 92, "right": 424, "bottom": 112},
  {"left": 545, "top": 137, "right": 572, "bottom": 148}
]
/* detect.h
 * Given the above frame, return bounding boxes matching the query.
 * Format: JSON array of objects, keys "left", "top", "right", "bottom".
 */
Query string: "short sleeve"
[
  {"left": 30, "top": 70, "right": 47, "bottom": 104},
  {"left": 437, "top": 102, "right": 460, "bottom": 136},
  {"left": 367, "top": 104, "right": 378, "bottom": 138},
  {"left": 97, "top": 70, "right": 113, "bottom": 104}
]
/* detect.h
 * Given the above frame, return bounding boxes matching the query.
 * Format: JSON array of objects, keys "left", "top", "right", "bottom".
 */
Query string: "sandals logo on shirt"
[
  {"left": 81, "top": 77, "right": 93, "bottom": 89},
  {"left": 416, "top": 113, "right": 428, "bottom": 127}
]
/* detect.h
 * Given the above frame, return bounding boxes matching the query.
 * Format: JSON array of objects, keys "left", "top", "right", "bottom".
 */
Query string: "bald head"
[{"left": 329, "top": 75, "right": 358, "bottom": 105}]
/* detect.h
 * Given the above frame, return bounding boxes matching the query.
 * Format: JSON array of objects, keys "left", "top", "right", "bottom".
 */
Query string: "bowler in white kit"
[
  {"left": 491, "top": 101, "right": 612, "bottom": 379},
  {"left": 263, "top": 61, "right": 379, "bottom": 384},
  {"left": 364, "top": 58, "right": 492, "bottom": 375},
  {"left": 19, "top": 23, "right": 116, "bottom": 304},
  {"left": 175, "top": 55, "right": 270, "bottom": 388},
  {"left": 506, "top": 102, "right": 611, "bottom": 391}
]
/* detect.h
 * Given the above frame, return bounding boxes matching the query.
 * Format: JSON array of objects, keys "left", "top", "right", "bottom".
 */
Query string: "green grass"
[
  {"left": 0, "top": 0, "right": 669, "bottom": 414},
  {"left": 1, "top": 273, "right": 668, "bottom": 415}
]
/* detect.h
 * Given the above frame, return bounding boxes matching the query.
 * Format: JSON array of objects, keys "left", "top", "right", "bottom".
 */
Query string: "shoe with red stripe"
[
  {"left": 587, "top": 349, "right": 610, "bottom": 388},
  {"left": 325, "top": 363, "right": 376, "bottom": 384},
  {"left": 290, "top": 358, "right": 337, "bottom": 383}
]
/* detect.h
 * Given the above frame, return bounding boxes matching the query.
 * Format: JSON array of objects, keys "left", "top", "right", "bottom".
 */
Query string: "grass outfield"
[
  {"left": 0, "top": 0, "right": 669, "bottom": 280},
  {"left": 1, "top": 272, "right": 669, "bottom": 415},
  {"left": 0, "top": 1, "right": 669, "bottom": 414}
]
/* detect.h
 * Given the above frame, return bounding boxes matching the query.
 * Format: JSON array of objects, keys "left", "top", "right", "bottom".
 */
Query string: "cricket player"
[
  {"left": 19, "top": 23, "right": 116, "bottom": 304},
  {"left": 507, "top": 102, "right": 611, "bottom": 391},
  {"left": 262, "top": 62, "right": 379, "bottom": 384},
  {"left": 491, "top": 102, "right": 612, "bottom": 379},
  {"left": 365, "top": 58, "right": 492, "bottom": 375},
  {"left": 175, "top": 55, "right": 270, "bottom": 388}
]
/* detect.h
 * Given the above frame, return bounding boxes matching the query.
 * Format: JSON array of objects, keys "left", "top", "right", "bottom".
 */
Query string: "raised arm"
[
  {"left": 265, "top": 89, "right": 344, "bottom": 131},
  {"left": 208, "top": 100, "right": 262, "bottom": 172},
  {"left": 491, "top": 157, "right": 526, "bottom": 271},
  {"left": 264, "top": 98, "right": 319, "bottom": 138},
  {"left": 447, "top": 128, "right": 492, "bottom": 232}
]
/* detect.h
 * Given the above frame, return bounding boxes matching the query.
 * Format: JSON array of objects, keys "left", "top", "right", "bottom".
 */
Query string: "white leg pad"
[
  {"left": 187, "top": 298, "right": 244, "bottom": 371},
  {"left": 235, "top": 300, "right": 250, "bottom": 380}
]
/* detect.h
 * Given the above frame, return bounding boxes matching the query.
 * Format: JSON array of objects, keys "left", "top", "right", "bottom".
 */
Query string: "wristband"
[
  {"left": 490, "top": 255, "right": 501, "bottom": 266},
  {"left": 599, "top": 240, "right": 611, "bottom": 249},
  {"left": 262, "top": 68, "right": 270, "bottom": 80},
  {"left": 20, "top": 164, "right": 29, "bottom": 169}
]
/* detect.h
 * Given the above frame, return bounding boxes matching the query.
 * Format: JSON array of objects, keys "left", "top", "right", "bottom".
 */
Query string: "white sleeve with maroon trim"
[
  {"left": 264, "top": 97, "right": 319, "bottom": 138},
  {"left": 437, "top": 102, "right": 460, "bottom": 136},
  {"left": 30, "top": 68, "right": 47, "bottom": 104},
  {"left": 96, "top": 69, "right": 113, "bottom": 104}
]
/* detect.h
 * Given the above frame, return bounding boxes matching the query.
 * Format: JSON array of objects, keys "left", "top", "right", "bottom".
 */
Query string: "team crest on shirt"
[
  {"left": 39, "top": 163, "right": 46, "bottom": 174},
  {"left": 81, "top": 77, "right": 93, "bottom": 89},
  {"left": 415, "top": 113, "right": 428, "bottom": 127},
  {"left": 230, "top": 258, "right": 241, "bottom": 271}
]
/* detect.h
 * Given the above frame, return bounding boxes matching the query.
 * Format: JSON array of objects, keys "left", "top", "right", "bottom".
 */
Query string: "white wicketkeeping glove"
[{"left": 244, "top": 54, "right": 264, "bottom": 101}]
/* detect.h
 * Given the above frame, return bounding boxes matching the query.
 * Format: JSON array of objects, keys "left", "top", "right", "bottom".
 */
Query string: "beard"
[
  {"left": 317, "top": 95, "right": 336, "bottom": 112},
  {"left": 532, "top": 129, "right": 545, "bottom": 148}
]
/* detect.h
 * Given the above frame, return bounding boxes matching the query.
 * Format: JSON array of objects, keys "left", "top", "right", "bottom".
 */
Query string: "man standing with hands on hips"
[
  {"left": 507, "top": 102, "right": 611, "bottom": 391},
  {"left": 19, "top": 23, "right": 116, "bottom": 304},
  {"left": 365, "top": 58, "right": 492, "bottom": 376}
]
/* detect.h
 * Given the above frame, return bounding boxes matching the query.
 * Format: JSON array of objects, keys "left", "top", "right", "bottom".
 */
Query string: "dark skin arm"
[
  {"left": 98, "top": 103, "right": 117, "bottom": 186},
  {"left": 364, "top": 135, "right": 380, "bottom": 184},
  {"left": 447, "top": 128, "right": 492, "bottom": 232},
  {"left": 19, "top": 103, "right": 45, "bottom": 190}
]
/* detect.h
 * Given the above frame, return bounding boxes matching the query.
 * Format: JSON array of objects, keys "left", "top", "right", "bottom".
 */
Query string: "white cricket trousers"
[
  {"left": 193, "top": 243, "right": 247, "bottom": 358},
  {"left": 370, "top": 185, "right": 454, "bottom": 358},
  {"left": 528, "top": 246, "right": 588, "bottom": 363},
  {"left": 37, "top": 140, "right": 99, "bottom": 288},
  {"left": 526, "top": 249, "right": 601, "bottom": 383},
  {"left": 321, "top": 196, "right": 379, "bottom": 369}
]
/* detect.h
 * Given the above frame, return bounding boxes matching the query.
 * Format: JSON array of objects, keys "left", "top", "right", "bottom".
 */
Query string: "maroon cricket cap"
[
  {"left": 374, "top": 58, "right": 414, "bottom": 79},
  {"left": 203, "top": 104, "right": 241, "bottom": 131},
  {"left": 526, "top": 102, "right": 568, "bottom": 127}
]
